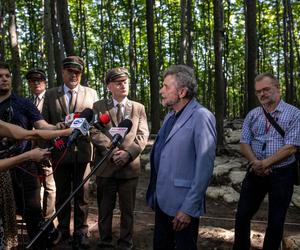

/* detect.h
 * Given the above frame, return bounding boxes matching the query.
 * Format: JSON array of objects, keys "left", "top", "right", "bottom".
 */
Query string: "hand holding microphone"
[
  {"left": 27, "top": 148, "right": 51, "bottom": 162},
  {"left": 67, "top": 108, "right": 93, "bottom": 147},
  {"left": 64, "top": 112, "right": 81, "bottom": 127},
  {"left": 47, "top": 136, "right": 67, "bottom": 152}
]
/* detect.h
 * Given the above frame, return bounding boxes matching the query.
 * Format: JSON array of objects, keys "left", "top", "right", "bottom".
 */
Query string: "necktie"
[
  {"left": 116, "top": 103, "right": 123, "bottom": 125},
  {"left": 33, "top": 96, "right": 38, "bottom": 106},
  {"left": 69, "top": 90, "right": 76, "bottom": 113}
]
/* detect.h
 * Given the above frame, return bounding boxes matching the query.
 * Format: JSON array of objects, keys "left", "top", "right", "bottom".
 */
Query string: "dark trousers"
[
  {"left": 233, "top": 165, "right": 294, "bottom": 250},
  {"left": 54, "top": 162, "right": 90, "bottom": 235},
  {"left": 96, "top": 177, "right": 138, "bottom": 249},
  {"left": 10, "top": 163, "right": 46, "bottom": 249},
  {"left": 153, "top": 202, "right": 199, "bottom": 250}
]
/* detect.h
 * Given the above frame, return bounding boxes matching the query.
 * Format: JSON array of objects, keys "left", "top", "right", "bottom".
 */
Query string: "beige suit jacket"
[
  {"left": 91, "top": 98, "right": 149, "bottom": 178},
  {"left": 42, "top": 85, "right": 98, "bottom": 164}
]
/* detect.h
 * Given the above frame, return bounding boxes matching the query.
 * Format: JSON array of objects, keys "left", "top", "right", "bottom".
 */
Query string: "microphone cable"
[{"left": 15, "top": 147, "right": 69, "bottom": 182}]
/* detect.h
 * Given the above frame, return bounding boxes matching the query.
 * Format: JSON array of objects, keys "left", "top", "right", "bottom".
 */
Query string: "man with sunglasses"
[
  {"left": 42, "top": 56, "right": 98, "bottom": 248},
  {"left": 233, "top": 73, "right": 300, "bottom": 250}
]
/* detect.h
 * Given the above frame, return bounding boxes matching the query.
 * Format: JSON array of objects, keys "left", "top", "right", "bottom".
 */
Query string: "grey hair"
[
  {"left": 163, "top": 65, "right": 197, "bottom": 99},
  {"left": 255, "top": 73, "right": 279, "bottom": 86}
]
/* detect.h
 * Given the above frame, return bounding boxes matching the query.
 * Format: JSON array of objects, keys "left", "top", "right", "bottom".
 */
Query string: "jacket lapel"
[
  {"left": 165, "top": 99, "right": 197, "bottom": 143},
  {"left": 75, "top": 85, "right": 85, "bottom": 112},
  {"left": 124, "top": 100, "right": 133, "bottom": 120},
  {"left": 106, "top": 99, "right": 117, "bottom": 127},
  {"left": 57, "top": 86, "right": 68, "bottom": 115}
]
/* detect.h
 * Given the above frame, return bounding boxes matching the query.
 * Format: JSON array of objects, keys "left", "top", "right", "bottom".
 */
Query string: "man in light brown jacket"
[
  {"left": 91, "top": 67, "right": 149, "bottom": 250},
  {"left": 42, "top": 56, "right": 98, "bottom": 248}
]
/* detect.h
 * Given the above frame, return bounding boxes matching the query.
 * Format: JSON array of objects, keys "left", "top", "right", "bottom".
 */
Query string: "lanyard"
[
  {"left": 262, "top": 112, "right": 278, "bottom": 151},
  {"left": 264, "top": 113, "right": 278, "bottom": 134}
]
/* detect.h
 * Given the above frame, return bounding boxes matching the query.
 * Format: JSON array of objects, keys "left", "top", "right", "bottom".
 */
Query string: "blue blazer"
[{"left": 146, "top": 99, "right": 216, "bottom": 218}]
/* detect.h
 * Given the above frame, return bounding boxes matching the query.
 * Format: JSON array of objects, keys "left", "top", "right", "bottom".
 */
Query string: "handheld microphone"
[
  {"left": 110, "top": 119, "right": 133, "bottom": 147},
  {"left": 93, "top": 113, "right": 110, "bottom": 130},
  {"left": 48, "top": 137, "right": 66, "bottom": 152},
  {"left": 67, "top": 108, "right": 93, "bottom": 147},
  {"left": 65, "top": 112, "right": 80, "bottom": 126}
]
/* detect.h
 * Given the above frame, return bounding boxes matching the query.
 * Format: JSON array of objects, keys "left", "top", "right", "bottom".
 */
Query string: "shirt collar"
[
  {"left": 171, "top": 99, "right": 191, "bottom": 118},
  {"left": 33, "top": 90, "right": 46, "bottom": 100},
  {"left": 275, "top": 99, "right": 285, "bottom": 113},
  {"left": 113, "top": 97, "right": 127, "bottom": 107},
  {"left": 63, "top": 84, "right": 79, "bottom": 94},
  {"left": 264, "top": 99, "right": 284, "bottom": 115}
]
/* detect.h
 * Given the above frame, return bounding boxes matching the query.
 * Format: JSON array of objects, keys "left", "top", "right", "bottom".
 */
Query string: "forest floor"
[{"left": 17, "top": 143, "right": 300, "bottom": 250}]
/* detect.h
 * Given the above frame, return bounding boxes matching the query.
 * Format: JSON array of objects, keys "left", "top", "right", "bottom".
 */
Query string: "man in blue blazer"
[{"left": 146, "top": 65, "right": 216, "bottom": 250}]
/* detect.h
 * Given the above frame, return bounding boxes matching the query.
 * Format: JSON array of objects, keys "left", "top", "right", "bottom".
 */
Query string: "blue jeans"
[
  {"left": 153, "top": 202, "right": 199, "bottom": 250},
  {"left": 233, "top": 164, "right": 294, "bottom": 250}
]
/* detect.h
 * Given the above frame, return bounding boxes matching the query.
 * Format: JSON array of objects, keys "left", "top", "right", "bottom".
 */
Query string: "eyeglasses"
[{"left": 255, "top": 87, "right": 272, "bottom": 95}]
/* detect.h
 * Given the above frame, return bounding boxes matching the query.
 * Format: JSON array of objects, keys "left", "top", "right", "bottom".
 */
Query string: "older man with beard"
[{"left": 146, "top": 65, "right": 216, "bottom": 250}]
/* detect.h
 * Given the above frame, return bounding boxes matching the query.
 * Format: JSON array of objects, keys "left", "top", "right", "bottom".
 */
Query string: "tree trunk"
[
  {"left": 44, "top": 0, "right": 55, "bottom": 88},
  {"left": 7, "top": 0, "right": 22, "bottom": 94},
  {"left": 0, "top": 4, "right": 5, "bottom": 61},
  {"left": 282, "top": 0, "right": 290, "bottom": 102},
  {"left": 146, "top": 0, "right": 160, "bottom": 134},
  {"left": 179, "top": 0, "right": 187, "bottom": 64},
  {"left": 245, "top": 0, "right": 257, "bottom": 113},
  {"left": 129, "top": 0, "right": 137, "bottom": 100},
  {"left": 186, "top": 0, "right": 193, "bottom": 67},
  {"left": 57, "top": 0, "right": 75, "bottom": 56},
  {"left": 213, "top": 0, "right": 225, "bottom": 148},
  {"left": 286, "top": 0, "right": 294, "bottom": 104},
  {"left": 98, "top": 2, "right": 107, "bottom": 98},
  {"left": 51, "top": 0, "right": 63, "bottom": 85}
]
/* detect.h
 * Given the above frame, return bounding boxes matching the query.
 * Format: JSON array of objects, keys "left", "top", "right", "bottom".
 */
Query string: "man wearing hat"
[
  {"left": 26, "top": 68, "right": 59, "bottom": 242},
  {"left": 91, "top": 67, "right": 149, "bottom": 250},
  {"left": 42, "top": 56, "right": 98, "bottom": 248},
  {"left": 26, "top": 68, "right": 47, "bottom": 112}
]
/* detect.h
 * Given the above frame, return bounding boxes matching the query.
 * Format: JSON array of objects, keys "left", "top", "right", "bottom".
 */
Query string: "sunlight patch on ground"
[{"left": 199, "top": 226, "right": 264, "bottom": 249}]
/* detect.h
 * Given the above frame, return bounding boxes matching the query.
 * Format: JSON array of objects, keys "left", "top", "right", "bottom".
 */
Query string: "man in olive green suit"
[
  {"left": 91, "top": 67, "right": 149, "bottom": 250},
  {"left": 42, "top": 56, "right": 98, "bottom": 248}
]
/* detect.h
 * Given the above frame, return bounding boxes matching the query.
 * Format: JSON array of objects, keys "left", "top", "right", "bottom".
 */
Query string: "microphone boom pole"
[{"left": 26, "top": 140, "right": 120, "bottom": 249}]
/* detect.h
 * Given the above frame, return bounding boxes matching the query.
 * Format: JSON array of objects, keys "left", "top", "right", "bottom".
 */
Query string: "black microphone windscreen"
[
  {"left": 80, "top": 108, "right": 93, "bottom": 123},
  {"left": 118, "top": 119, "right": 133, "bottom": 134}
]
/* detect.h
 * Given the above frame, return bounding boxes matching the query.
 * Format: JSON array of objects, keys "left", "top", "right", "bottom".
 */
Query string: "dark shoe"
[
  {"left": 116, "top": 239, "right": 134, "bottom": 250},
  {"left": 51, "top": 230, "right": 70, "bottom": 245},
  {"left": 116, "top": 246, "right": 133, "bottom": 250},
  {"left": 47, "top": 228, "right": 59, "bottom": 246},
  {"left": 76, "top": 232, "right": 90, "bottom": 249},
  {"left": 97, "top": 240, "right": 115, "bottom": 249}
]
